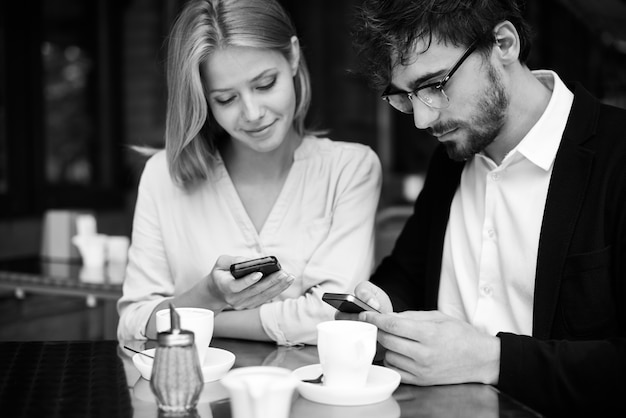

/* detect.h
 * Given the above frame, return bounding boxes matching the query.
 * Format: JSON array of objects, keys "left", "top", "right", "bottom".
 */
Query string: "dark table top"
[
  {"left": 0, "top": 340, "right": 131, "bottom": 417},
  {"left": 0, "top": 339, "right": 544, "bottom": 418}
]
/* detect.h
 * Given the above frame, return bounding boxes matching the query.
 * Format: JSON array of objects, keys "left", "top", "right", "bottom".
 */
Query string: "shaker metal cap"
[{"left": 157, "top": 303, "right": 195, "bottom": 346}]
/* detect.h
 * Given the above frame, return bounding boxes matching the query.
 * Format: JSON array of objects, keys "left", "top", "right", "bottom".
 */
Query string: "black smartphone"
[
  {"left": 230, "top": 256, "right": 281, "bottom": 279},
  {"left": 322, "top": 292, "right": 380, "bottom": 313}
]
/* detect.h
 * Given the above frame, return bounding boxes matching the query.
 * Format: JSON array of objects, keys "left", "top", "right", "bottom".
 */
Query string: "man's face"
[{"left": 389, "top": 40, "right": 509, "bottom": 161}]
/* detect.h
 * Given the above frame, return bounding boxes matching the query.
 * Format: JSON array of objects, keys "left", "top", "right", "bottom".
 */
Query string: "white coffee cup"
[
  {"left": 221, "top": 366, "right": 298, "bottom": 418},
  {"left": 72, "top": 234, "right": 108, "bottom": 267},
  {"left": 317, "top": 320, "right": 377, "bottom": 388},
  {"left": 155, "top": 307, "right": 214, "bottom": 364}
]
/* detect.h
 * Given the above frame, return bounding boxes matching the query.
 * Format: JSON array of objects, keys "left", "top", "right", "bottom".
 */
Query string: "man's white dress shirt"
[{"left": 438, "top": 70, "right": 574, "bottom": 336}]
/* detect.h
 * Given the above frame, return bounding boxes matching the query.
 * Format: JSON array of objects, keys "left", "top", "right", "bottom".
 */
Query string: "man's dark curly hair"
[{"left": 352, "top": 0, "right": 533, "bottom": 92}]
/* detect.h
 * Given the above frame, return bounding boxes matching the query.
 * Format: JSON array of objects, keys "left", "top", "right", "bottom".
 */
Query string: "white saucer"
[
  {"left": 132, "top": 347, "right": 235, "bottom": 383},
  {"left": 292, "top": 364, "right": 401, "bottom": 406}
]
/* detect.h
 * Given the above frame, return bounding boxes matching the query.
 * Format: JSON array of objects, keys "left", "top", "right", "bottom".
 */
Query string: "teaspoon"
[
  {"left": 123, "top": 345, "right": 154, "bottom": 359},
  {"left": 301, "top": 373, "right": 324, "bottom": 384}
]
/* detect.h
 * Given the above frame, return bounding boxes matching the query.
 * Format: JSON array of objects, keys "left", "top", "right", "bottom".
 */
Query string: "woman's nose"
[{"left": 240, "top": 94, "right": 264, "bottom": 121}]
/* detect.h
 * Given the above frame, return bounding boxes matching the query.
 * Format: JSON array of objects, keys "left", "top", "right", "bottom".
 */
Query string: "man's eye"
[{"left": 421, "top": 85, "right": 441, "bottom": 96}]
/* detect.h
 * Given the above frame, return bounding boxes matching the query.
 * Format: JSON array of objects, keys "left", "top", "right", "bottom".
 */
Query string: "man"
[{"left": 345, "top": 1, "right": 626, "bottom": 416}]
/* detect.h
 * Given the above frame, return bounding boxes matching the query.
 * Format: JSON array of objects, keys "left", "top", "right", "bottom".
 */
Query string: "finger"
[
  {"left": 231, "top": 273, "right": 294, "bottom": 309},
  {"left": 384, "top": 345, "right": 419, "bottom": 373},
  {"left": 374, "top": 326, "right": 428, "bottom": 362},
  {"left": 228, "top": 271, "right": 263, "bottom": 292},
  {"left": 230, "top": 269, "right": 288, "bottom": 292},
  {"left": 396, "top": 310, "right": 446, "bottom": 321},
  {"left": 384, "top": 348, "right": 445, "bottom": 386},
  {"left": 383, "top": 360, "right": 421, "bottom": 386},
  {"left": 214, "top": 254, "right": 243, "bottom": 270},
  {"left": 360, "top": 312, "right": 426, "bottom": 341},
  {"left": 234, "top": 284, "right": 290, "bottom": 309},
  {"left": 242, "top": 271, "right": 292, "bottom": 293},
  {"left": 354, "top": 282, "right": 385, "bottom": 312},
  {"left": 239, "top": 282, "right": 291, "bottom": 308}
]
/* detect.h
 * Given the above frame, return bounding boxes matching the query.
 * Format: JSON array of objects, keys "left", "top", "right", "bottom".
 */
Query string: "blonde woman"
[{"left": 117, "top": 0, "right": 381, "bottom": 345}]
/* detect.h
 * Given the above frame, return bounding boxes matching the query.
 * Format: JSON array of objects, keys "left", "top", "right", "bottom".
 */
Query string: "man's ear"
[
  {"left": 492, "top": 21, "right": 520, "bottom": 65},
  {"left": 289, "top": 36, "right": 300, "bottom": 76}
]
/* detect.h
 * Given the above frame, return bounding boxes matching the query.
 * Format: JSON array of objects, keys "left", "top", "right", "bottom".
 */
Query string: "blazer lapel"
[{"left": 533, "top": 84, "right": 598, "bottom": 338}]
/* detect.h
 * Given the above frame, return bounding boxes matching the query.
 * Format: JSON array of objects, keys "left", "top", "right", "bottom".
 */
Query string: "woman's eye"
[
  {"left": 214, "top": 96, "right": 235, "bottom": 105},
  {"left": 256, "top": 77, "right": 276, "bottom": 91}
]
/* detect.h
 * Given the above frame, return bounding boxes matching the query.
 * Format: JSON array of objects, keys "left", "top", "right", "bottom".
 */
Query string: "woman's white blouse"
[{"left": 117, "top": 137, "right": 382, "bottom": 345}]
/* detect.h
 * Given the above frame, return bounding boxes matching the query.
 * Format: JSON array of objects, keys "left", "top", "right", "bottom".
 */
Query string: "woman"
[{"left": 117, "top": 0, "right": 381, "bottom": 345}]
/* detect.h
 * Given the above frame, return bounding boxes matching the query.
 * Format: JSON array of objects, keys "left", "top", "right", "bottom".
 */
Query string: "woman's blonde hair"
[{"left": 164, "top": 0, "right": 313, "bottom": 188}]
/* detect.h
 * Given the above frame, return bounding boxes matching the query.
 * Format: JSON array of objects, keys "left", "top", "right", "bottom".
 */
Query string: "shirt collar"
[{"left": 511, "top": 70, "right": 574, "bottom": 171}]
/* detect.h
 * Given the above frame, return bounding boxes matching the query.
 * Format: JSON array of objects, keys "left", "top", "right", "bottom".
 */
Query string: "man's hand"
[
  {"left": 359, "top": 310, "right": 501, "bottom": 386},
  {"left": 335, "top": 281, "right": 393, "bottom": 320}
]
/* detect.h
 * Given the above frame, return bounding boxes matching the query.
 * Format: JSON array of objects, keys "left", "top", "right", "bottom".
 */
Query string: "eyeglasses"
[{"left": 381, "top": 39, "right": 480, "bottom": 113}]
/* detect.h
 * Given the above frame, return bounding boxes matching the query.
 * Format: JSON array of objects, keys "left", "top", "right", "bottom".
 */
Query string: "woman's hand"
[
  {"left": 146, "top": 255, "right": 295, "bottom": 339},
  {"left": 205, "top": 255, "right": 295, "bottom": 310}
]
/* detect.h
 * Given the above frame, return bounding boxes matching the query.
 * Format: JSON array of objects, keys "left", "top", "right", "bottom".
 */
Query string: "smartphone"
[
  {"left": 322, "top": 292, "right": 380, "bottom": 313},
  {"left": 230, "top": 256, "right": 281, "bottom": 279}
]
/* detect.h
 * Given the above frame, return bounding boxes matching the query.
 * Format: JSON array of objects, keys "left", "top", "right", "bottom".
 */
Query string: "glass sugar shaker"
[{"left": 150, "top": 304, "right": 204, "bottom": 415}]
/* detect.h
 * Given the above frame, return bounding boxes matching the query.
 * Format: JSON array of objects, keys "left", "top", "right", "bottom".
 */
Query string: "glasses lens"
[
  {"left": 384, "top": 87, "right": 450, "bottom": 113},
  {"left": 417, "top": 87, "right": 449, "bottom": 109},
  {"left": 383, "top": 94, "right": 413, "bottom": 114}
]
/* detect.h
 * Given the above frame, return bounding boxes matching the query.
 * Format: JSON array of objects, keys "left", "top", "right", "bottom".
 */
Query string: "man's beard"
[{"left": 431, "top": 63, "right": 509, "bottom": 161}]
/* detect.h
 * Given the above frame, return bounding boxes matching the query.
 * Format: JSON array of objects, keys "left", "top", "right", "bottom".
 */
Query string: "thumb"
[
  {"left": 215, "top": 254, "right": 243, "bottom": 270},
  {"left": 354, "top": 282, "right": 386, "bottom": 312}
]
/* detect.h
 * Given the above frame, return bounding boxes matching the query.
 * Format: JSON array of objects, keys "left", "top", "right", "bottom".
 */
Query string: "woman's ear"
[
  {"left": 289, "top": 36, "right": 300, "bottom": 76},
  {"left": 492, "top": 21, "right": 520, "bottom": 65}
]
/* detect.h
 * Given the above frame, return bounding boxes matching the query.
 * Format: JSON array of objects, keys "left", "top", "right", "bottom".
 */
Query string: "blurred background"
[{"left": 1, "top": 0, "right": 625, "bottom": 340}]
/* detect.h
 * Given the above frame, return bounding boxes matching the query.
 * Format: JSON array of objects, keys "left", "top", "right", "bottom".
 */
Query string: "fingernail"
[
  {"left": 286, "top": 274, "right": 295, "bottom": 283},
  {"left": 251, "top": 272, "right": 263, "bottom": 281}
]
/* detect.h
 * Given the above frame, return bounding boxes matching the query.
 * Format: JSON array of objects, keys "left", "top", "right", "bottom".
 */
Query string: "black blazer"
[{"left": 371, "top": 83, "right": 626, "bottom": 417}]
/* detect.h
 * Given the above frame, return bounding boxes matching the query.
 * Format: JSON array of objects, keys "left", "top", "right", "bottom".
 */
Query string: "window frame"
[{"left": 0, "top": 0, "right": 125, "bottom": 218}]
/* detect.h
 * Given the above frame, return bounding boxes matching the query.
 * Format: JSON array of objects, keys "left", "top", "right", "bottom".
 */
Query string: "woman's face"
[{"left": 203, "top": 45, "right": 298, "bottom": 153}]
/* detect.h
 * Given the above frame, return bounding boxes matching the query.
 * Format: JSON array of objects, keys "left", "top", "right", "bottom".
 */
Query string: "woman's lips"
[{"left": 243, "top": 119, "right": 277, "bottom": 135}]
